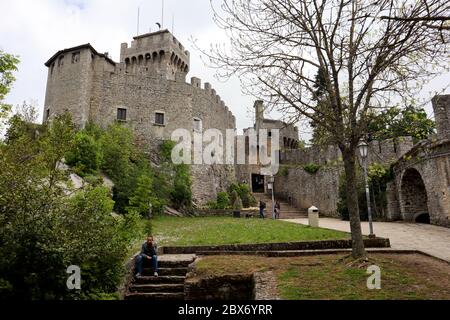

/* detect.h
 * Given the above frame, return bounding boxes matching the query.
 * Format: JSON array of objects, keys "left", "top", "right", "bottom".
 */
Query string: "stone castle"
[
  {"left": 43, "top": 30, "right": 298, "bottom": 205},
  {"left": 43, "top": 30, "right": 450, "bottom": 227}
]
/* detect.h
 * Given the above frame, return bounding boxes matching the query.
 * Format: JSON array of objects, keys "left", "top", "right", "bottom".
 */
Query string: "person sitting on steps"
[{"left": 135, "top": 235, "right": 159, "bottom": 278}]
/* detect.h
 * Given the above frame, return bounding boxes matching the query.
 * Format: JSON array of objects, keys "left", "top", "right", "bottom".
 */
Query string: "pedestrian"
[
  {"left": 275, "top": 201, "right": 281, "bottom": 219},
  {"left": 259, "top": 200, "right": 266, "bottom": 219}
]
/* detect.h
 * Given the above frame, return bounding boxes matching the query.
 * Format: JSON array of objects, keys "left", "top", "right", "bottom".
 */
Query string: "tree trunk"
[{"left": 342, "top": 148, "right": 367, "bottom": 259}]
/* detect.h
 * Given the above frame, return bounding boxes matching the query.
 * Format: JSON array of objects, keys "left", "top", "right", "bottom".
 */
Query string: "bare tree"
[{"left": 200, "top": 0, "right": 450, "bottom": 258}]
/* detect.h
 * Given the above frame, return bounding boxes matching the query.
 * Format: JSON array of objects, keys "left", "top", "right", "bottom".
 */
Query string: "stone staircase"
[
  {"left": 125, "top": 255, "right": 195, "bottom": 301},
  {"left": 254, "top": 194, "right": 308, "bottom": 219}
]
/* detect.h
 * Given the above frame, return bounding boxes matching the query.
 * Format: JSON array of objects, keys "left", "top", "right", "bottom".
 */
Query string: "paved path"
[{"left": 283, "top": 218, "right": 450, "bottom": 263}]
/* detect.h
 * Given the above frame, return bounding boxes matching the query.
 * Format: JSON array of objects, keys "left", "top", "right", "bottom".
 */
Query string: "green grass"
[
  {"left": 193, "top": 254, "right": 450, "bottom": 300},
  {"left": 152, "top": 216, "right": 349, "bottom": 247}
]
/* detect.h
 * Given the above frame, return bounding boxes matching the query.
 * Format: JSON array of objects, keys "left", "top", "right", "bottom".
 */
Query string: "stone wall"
[
  {"left": 274, "top": 166, "right": 342, "bottom": 217},
  {"left": 433, "top": 95, "right": 450, "bottom": 140},
  {"left": 393, "top": 139, "right": 450, "bottom": 227},
  {"left": 185, "top": 274, "right": 254, "bottom": 300},
  {"left": 274, "top": 137, "right": 415, "bottom": 217}
]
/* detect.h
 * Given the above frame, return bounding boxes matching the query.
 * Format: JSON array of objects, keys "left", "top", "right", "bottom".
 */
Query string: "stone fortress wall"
[
  {"left": 43, "top": 30, "right": 236, "bottom": 205},
  {"left": 274, "top": 138, "right": 415, "bottom": 217}
]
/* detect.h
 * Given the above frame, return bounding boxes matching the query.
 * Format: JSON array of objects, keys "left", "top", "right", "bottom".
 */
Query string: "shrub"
[
  {"left": 171, "top": 164, "right": 192, "bottom": 210},
  {"left": 303, "top": 163, "right": 321, "bottom": 174},
  {"left": 233, "top": 195, "right": 243, "bottom": 211},
  {"left": 227, "top": 183, "right": 256, "bottom": 208},
  {"left": 279, "top": 166, "right": 290, "bottom": 177},
  {"left": 65, "top": 131, "right": 102, "bottom": 177},
  {"left": 216, "top": 192, "right": 231, "bottom": 210}
]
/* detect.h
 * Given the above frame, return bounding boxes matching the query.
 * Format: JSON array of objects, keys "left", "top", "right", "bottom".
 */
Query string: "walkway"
[{"left": 283, "top": 218, "right": 450, "bottom": 263}]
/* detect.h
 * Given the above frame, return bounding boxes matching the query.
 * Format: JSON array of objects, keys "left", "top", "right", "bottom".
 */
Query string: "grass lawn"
[
  {"left": 152, "top": 216, "right": 349, "bottom": 247},
  {"left": 193, "top": 254, "right": 450, "bottom": 300}
]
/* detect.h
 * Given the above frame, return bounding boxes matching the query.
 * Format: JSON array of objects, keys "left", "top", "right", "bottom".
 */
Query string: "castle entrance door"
[{"left": 252, "top": 174, "right": 265, "bottom": 193}]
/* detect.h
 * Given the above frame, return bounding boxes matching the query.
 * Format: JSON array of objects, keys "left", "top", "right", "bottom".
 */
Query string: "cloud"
[
  {"left": 1, "top": 0, "right": 448, "bottom": 140},
  {"left": 0, "top": 0, "right": 255, "bottom": 132}
]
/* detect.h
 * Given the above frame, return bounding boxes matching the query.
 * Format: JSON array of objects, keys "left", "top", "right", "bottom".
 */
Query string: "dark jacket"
[{"left": 140, "top": 242, "right": 158, "bottom": 258}]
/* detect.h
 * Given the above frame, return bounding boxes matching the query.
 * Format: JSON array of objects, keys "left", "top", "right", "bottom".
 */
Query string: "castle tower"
[
  {"left": 120, "top": 29, "right": 190, "bottom": 81},
  {"left": 43, "top": 44, "right": 116, "bottom": 128},
  {"left": 432, "top": 95, "right": 450, "bottom": 140},
  {"left": 254, "top": 100, "right": 264, "bottom": 131}
]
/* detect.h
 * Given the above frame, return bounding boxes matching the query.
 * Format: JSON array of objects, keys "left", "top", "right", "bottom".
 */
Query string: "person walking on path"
[
  {"left": 259, "top": 200, "right": 266, "bottom": 219},
  {"left": 274, "top": 201, "right": 281, "bottom": 219}
]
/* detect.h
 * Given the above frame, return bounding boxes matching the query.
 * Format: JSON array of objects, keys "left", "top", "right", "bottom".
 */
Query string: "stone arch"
[
  {"left": 138, "top": 55, "right": 144, "bottom": 65},
  {"left": 159, "top": 50, "right": 165, "bottom": 63},
  {"left": 184, "top": 65, "right": 189, "bottom": 73},
  {"left": 400, "top": 168, "right": 430, "bottom": 223}
]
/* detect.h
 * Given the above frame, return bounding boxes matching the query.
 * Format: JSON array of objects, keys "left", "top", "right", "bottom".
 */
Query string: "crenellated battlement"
[
  {"left": 120, "top": 30, "right": 190, "bottom": 81},
  {"left": 280, "top": 137, "right": 415, "bottom": 166}
]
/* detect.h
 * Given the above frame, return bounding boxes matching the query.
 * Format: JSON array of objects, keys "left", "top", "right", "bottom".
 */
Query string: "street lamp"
[
  {"left": 358, "top": 139, "right": 376, "bottom": 238},
  {"left": 268, "top": 175, "right": 275, "bottom": 219}
]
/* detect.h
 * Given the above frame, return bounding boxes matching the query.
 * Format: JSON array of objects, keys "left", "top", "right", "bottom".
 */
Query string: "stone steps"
[
  {"left": 133, "top": 276, "right": 186, "bottom": 284},
  {"left": 129, "top": 283, "right": 185, "bottom": 293},
  {"left": 256, "top": 194, "right": 308, "bottom": 219},
  {"left": 125, "top": 292, "right": 185, "bottom": 301},
  {"left": 124, "top": 255, "right": 195, "bottom": 301},
  {"left": 143, "top": 267, "right": 188, "bottom": 276}
]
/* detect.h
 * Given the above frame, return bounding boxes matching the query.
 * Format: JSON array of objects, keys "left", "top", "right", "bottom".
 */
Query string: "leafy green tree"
[
  {"left": 171, "top": 164, "right": 192, "bottom": 210},
  {"left": 100, "top": 123, "right": 134, "bottom": 182},
  {"left": 65, "top": 131, "right": 102, "bottom": 176},
  {"left": 0, "top": 50, "right": 19, "bottom": 132},
  {"left": 128, "top": 174, "right": 156, "bottom": 217},
  {"left": 59, "top": 186, "right": 127, "bottom": 299},
  {"left": 368, "top": 105, "right": 435, "bottom": 142}
]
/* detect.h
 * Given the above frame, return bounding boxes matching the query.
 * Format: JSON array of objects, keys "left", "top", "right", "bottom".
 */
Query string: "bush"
[
  {"left": 228, "top": 183, "right": 256, "bottom": 208},
  {"left": 233, "top": 195, "right": 243, "bottom": 211},
  {"left": 216, "top": 192, "right": 231, "bottom": 210},
  {"left": 65, "top": 131, "right": 102, "bottom": 177},
  {"left": 303, "top": 163, "right": 321, "bottom": 174},
  {"left": 171, "top": 164, "right": 192, "bottom": 210}
]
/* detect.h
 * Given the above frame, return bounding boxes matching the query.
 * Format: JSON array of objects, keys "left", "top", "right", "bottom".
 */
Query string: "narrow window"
[
  {"left": 45, "top": 109, "right": 50, "bottom": 121},
  {"left": 117, "top": 108, "right": 127, "bottom": 121},
  {"left": 58, "top": 55, "right": 64, "bottom": 67},
  {"left": 193, "top": 118, "right": 202, "bottom": 132},
  {"left": 72, "top": 52, "right": 80, "bottom": 64},
  {"left": 155, "top": 112, "right": 165, "bottom": 125}
]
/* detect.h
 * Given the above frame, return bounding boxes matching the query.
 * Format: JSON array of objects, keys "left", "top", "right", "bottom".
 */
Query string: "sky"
[{"left": 1, "top": 0, "right": 449, "bottom": 141}]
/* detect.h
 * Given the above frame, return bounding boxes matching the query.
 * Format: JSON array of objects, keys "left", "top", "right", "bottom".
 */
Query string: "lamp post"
[
  {"left": 268, "top": 175, "right": 275, "bottom": 219},
  {"left": 358, "top": 140, "right": 375, "bottom": 238}
]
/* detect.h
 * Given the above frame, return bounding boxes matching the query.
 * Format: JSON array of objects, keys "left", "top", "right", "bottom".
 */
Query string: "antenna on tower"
[
  {"left": 172, "top": 13, "right": 175, "bottom": 34},
  {"left": 137, "top": 7, "right": 140, "bottom": 35},
  {"left": 161, "top": 0, "right": 164, "bottom": 29}
]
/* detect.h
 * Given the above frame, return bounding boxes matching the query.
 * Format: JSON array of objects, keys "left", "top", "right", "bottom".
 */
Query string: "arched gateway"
[{"left": 399, "top": 168, "right": 430, "bottom": 224}]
